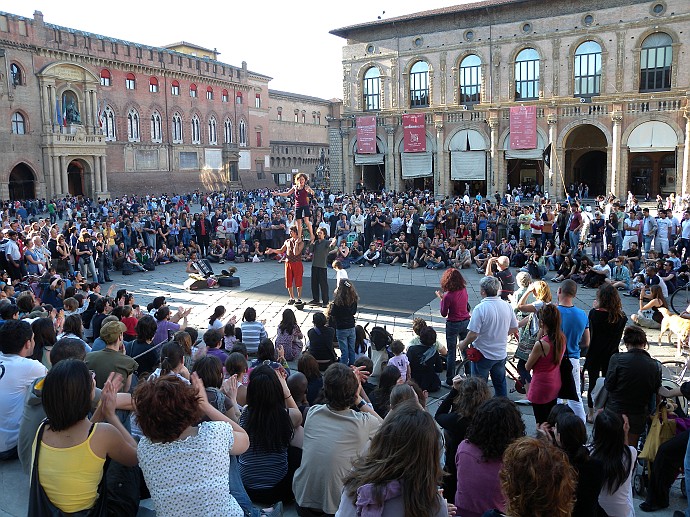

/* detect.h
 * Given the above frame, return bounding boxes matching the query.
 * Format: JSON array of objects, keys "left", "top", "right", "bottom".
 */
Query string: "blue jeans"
[
  {"left": 445, "top": 320, "right": 469, "bottom": 382},
  {"left": 643, "top": 234, "right": 653, "bottom": 255},
  {"left": 519, "top": 229, "right": 531, "bottom": 244},
  {"left": 337, "top": 327, "right": 356, "bottom": 366},
  {"left": 470, "top": 355, "right": 507, "bottom": 397},
  {"left": 229, "top": 455, "right": 261, "bottom": 517},
  {"left": 569, "top": 230, "right": 580, "bottom": 251}
]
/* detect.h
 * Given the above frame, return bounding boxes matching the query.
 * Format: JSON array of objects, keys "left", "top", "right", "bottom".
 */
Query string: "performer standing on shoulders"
[
  {"left": 267, "top": 226, "right": 305, "bottom": 305},
  {"left": 274, "top": 173, "right": 315, "bottom": 241}
]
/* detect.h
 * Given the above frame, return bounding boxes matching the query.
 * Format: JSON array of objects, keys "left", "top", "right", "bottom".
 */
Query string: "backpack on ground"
[{"left": 370, "top": 326, "right": 393, "bottom": 352}]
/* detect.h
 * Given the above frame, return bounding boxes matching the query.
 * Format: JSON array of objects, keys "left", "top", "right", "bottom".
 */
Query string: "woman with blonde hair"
[
  {"left": 514, "top": 280, "right": 552, "bottom": 393},
  {"left": 483, "top": 437, "right": 576, "bottom": 517}
]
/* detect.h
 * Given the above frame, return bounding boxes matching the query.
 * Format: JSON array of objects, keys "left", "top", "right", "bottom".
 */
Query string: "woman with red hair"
[{"left": 436, "top": 268, "right": 471, "bottom": 386}]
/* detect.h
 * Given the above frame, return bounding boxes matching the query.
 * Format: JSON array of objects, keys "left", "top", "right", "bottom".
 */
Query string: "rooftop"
[{"left": 269, "top": 89, "right": 335, "bottom": 104}]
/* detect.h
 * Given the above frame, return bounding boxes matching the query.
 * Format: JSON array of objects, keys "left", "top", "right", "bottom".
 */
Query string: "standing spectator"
[
  {"left": 459, "top": 276, "right": 519, "bottom": 397},
  {"left": 525, "top": 304, "right": 566, "bottom": 424},
  {"left": 195, "top": 211, "right": 212, "bottom": 257},
  {"left": 556, "top": 279, "right": 589, "bottom": 422},
  {"left": 568, "top": 204, "right": 584, "bottom": 250},
  {"left": 436, "top": 268, "right": 471, "bottom": 386},
  {"left": 584, "top": 284, "right": 627, "bottom": 422},
  {"left": 329, "top": 280, "right": 358, "bottom": 366},
  {"left": 485, "top": 256, "right": 515, "bottom": 301},
  {"left": 308, "top": 229, "right": 333, "bottom": 307},
  {"left": 0, "top": 320, "right": 47, "bottom": 460}
]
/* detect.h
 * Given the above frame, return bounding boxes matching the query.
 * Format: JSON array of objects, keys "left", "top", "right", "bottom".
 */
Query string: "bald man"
[{"left": 485, "top": 255, "right": 515, "bottom": 301}]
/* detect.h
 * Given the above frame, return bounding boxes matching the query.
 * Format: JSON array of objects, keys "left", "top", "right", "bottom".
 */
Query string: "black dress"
[
  {"left": 407, "top": 344, "right": 443, "bottom": 393},
  {"left": 584, "top": 309, "right": 626, "bottom": 408}
]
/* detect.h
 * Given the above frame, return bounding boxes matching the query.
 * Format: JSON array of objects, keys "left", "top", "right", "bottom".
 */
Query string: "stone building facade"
[
  {"left": 329, "top": 0, "right": 690, "bottom": 200},
  {"left": 0, "top": 10, "right": 271, "bottom": 200},
  {"left": 268, "top": 90, "right": 341, "bottom": 188}
]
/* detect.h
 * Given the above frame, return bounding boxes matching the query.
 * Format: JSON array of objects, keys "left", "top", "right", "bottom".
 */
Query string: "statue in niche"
[{"left": 63, "top": 92, "right": 81, "bottom": 124}]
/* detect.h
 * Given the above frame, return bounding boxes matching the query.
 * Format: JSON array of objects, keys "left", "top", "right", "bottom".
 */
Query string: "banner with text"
[
  {"left": 403, "top": 113, "right": 427, "bottom": 153},
  {"left": 356, "top": 116, "right": 377, "bottom": 154},
  {"left": 509, "top": 106, "right": 537, "bottom": 150}
]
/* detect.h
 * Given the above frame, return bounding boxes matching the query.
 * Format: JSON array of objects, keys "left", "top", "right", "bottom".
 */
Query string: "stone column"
[
  {"left": 100, "top": 156, "right": 108, "bottom": 193},
  {"left": 340, "top": 128, "right": 351, "bottom": 194},
  {"left": 94, "top": 154, "right": 102, "bottom": 193},
  {"left": 489, "top": 118, "right": 500, "bottom": 195},
  {"left": 435, "top": 122, "right": 445, "bottom": 196},
  {"left": 52, "top": 156, "right": 61, "bottom": 194},
  {"left": 60, "top": 156, "right": 68, "bottom": 195},
  {"left": 90, "top": 90, "right": 98, "bottom": 132},
  {"left": 385, "top": 126, "right": 395, "bottom": 191},
  {"left": 40, "top": 85, "right": 51, "bottom": 131},
  {"left": 676, "top": 108, "right": 690, "bottom": 196},
  {"left": 610, "top": 111, "right": 622, "bottom": 197},
  {"left": 547, "top": 114, "right": 557, "bottom": 200}
]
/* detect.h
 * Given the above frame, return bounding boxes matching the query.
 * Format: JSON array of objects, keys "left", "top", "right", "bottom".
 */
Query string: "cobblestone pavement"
[{"left": 0, "top": 258, "right": 685, "bottom": 516}]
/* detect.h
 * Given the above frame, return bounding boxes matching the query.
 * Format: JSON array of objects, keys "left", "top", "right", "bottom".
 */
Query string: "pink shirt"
[
  {"left": 455, "top": 440, "right": 505, "bottom": 517},
  {"left": 527, "top": 335, "right": 565, "bottom": 404},
  {"left": 440, "top": 288, "right": 470, "bottom": 322}
]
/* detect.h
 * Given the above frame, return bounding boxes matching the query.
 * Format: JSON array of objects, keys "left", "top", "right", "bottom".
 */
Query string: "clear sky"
[{"left": 12, "top": 0, "right": 469, "bottom": 100}]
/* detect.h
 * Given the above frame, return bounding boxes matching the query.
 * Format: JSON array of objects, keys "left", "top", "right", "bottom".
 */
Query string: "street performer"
[
  {"left": 273, "top": 172, "right": 315, "bottom": 241},
  {"left": 267, "top": 226, "right": 305, "bottom": 305}
]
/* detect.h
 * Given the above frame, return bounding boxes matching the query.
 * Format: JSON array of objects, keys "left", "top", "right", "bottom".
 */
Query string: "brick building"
[
  {"left": 329, "top": 0, "right": 690, "bottom": 200},
  {"left": 268, "top": 90, "right": 341, "bottom": 188},
  {"left": 0, "top": 10, "right": 272, "bottom": 200}
]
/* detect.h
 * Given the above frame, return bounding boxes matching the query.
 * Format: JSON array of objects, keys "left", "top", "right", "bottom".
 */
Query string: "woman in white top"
[
  {"left": 590, "top": 410, "right": 636, "bottom": 517},
  {"left": 135, "top": 373, "right": 250, "bottom": 517},
  {"left": 208, "top": 305, "right": 237, "bottom": 331}
]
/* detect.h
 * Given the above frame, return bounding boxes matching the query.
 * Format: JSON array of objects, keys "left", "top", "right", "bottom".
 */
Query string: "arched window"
[
  {"left": 127, "top": 108, "right": 140, "bottom": 141},
  {"left": 515, "top": 48, "right": 540, "bottom": 100},
  {"left": 191, "top": 115, "right": 201, "bottom": 144},
  {"left": 208, "top": 116, "right": 217, "bottom": 145},
  {"left": 101, "top": 106, "right": 116, "bottom": 141},
  {"left": 125, "top": 73, "right": 136, "bottom": 90},
  {"left": 10, "top": 63, "right": 23, "bottom": 86},
  {"left": 574, "top": 41, "right": 602, "bottom": 97},
  {"left": 149, "top": 77, "right": 159, "bottom": 93},
  {"left": 150, "top": 111, "right": 162, "bottom": 142},
  {"left": 409, "top": 61, "right": 429, "bottom": 108},
  {"left": 235, "top": 91, "right": 243, "bottom": 104},
  {"left": 206, "top": 86, "right": 214, "bottom": 100},
  {"left": 171, "top": 80, "right": 180, "bottom": 96},
  {"left": 640, "top": 32, "right": 672, "bottom": 92},
  {"left": 11, "top": 112, "right": 26, "bottom": 134},
  {"left": 224, "top": 118, "right": 233, "bottom": 144},
  {"left": 459, "top": 55, "right": 482, "bottom": 104},
  {"left": 190, "top": 83, "right": 198, "bottom": 98},
  {"left": 239, "top": 119, "right": 247, "bottom": 147},
  {"left": 100, "top": 69, "right": 111, "bottom": 87},
  {"left": 362, "top": 67, "right": 381, "bottom": 111},
  {"left": 172, "top": 112, "right": 183, "bottom": 143},
  {"left": 222, "top": 89, "right": 229, "bottom": 102}
]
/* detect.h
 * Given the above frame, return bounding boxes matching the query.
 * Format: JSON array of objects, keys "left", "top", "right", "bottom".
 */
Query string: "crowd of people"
[{"left": 1, "top": 185, "right": 690, "bottom": 517}]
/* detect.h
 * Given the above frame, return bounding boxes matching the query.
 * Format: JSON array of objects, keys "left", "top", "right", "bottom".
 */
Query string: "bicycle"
[
  {"left": 658, "top": 353, "right": 690, "bottom": 414},
  {"left": 670, "top": 283, "right": 690, "bottom": 315}
]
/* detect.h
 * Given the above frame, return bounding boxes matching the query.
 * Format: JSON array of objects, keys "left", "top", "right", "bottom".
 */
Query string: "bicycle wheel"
[
  {"left": 671, "top": 286, "right": 690, "bottom": 315},
  {"left": 661, "top": 359, "right": 686, "bottom": 380}
]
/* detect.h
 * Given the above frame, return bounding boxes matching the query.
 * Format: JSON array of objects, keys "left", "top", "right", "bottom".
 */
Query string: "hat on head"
[{"left": 100, "top": 321, "right": 126, "bottom": 345}]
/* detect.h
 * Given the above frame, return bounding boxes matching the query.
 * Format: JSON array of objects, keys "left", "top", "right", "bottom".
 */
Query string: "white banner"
[{"left": 451, "top": 151, "right": 486, "bottom": 180}]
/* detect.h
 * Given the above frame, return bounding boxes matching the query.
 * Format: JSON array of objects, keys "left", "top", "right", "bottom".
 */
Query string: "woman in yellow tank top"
[{"left": 32, "top": 359, "right": 138, "bottom": 513}]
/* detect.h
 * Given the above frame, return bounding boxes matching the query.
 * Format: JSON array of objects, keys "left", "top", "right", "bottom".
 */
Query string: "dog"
[{"left": 658, "top": 307, "right": 690, "bottom": 355}]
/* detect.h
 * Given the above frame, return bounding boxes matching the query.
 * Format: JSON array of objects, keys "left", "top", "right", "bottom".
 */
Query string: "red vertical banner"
[
  {"left": 403, "top": 113, "right": 427, "bottom": 153},
  {"left": 509, "top": 106, "right": 537, "bottom": 149},
  {"left": 356, "top": 116, "right": 377, "bottom": 154}
]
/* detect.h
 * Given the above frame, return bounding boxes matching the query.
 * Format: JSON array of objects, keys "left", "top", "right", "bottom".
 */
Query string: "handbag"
[
  {"left": 557, "top": 355, "right": 579, "bottom": 401},
  {"left": 29, "top": 421, "right": 109, "bottom": 517},
  {"left": 514, "top": 310, "right": 541, "bottom": 361},
  {"left": 466, "top": 346, "right": 484, "bottom": 363},
  {"left": 640, "top": 403, "right": 677, "bottom": 462}
]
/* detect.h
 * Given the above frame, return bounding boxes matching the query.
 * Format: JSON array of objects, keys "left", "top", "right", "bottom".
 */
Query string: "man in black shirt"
[{"left": 485, "top": 255, "right": 515, "bottom": 301}]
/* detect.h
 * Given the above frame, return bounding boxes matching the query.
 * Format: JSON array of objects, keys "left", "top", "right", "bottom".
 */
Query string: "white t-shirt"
[
  {"left": 209, "top": 319, "right": 224, "bottom": 331},
  {"left": 598, "top": 446, "right": 637, "bottom": 517},
  {"left": 467, "top": 296, "right": 518, "bottom": 361},
  {"left": 0, "top": 353, "right": 47, "bottom": 452},
  {"left": 336, "top": 269, "right": 349, "bottom": 287}
]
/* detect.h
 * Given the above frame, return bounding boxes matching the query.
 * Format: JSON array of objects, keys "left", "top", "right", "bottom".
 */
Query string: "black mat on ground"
[{"left": 242, "top": 279, "right": 438, "bottom": 317}]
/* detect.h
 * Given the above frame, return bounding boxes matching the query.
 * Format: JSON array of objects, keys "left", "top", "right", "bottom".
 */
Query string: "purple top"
[
  {"left": 455, "top": 440, "right": 505, "bottom": 517},
  {"left": 440, "top": 289, "right": 470, "bottom": 322},
  {"left": 153, "top": 320, "right": 180, "bottom": 346}
]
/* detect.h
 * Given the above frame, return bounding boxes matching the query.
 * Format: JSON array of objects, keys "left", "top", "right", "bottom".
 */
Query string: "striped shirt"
[{"left": 240, "top": 321, "right": 268, "bottom": 353}]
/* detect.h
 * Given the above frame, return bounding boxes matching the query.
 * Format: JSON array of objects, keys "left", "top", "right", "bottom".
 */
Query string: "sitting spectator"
[
  {"left": 192, "top": 356, "right": 240, "bottom": 422},
  {"left": 240, "top": 307, "right": 268, "bottom": 354},
  {"left": 407, "top": 326, "right": 444, "bottom": 393},
  {"left": 306, "top": 312, "right": 336, "bottom": 370},
  {"left": 605, "top": 256, "right": 632, "bottom": 290},
  {"left": 455, "top": 397, "right": 525, "bottom": 517},
  {"left": 293, "top": 363, "right": 382, "bottom": 516},
  {"left": 275, "top": 308, "right": 304, "bottom": 361},
  {"left": 85, "top": 321, "right": 137, "bottom": 391},
  {"left": 149, "top": 341, "right": 190, "bottom": 382},
  {"left": 435, "top": 376, "right": 491, "bottom": 503},
  {"left": 337, "top": 400, "right": 451, "bottom": 516},
  {"left": 369, "top": 365, "right": 402, "bottom": 418},
  {"left": 30, "top": 360, "right": 137, "bottom": 513},
  {"left": 239, "top": 365, "right": 303, "bottom": 507},
  {"left": 134, "top": 374, "right": 250, "bottom": 516},
  {"left": 204, "top": 328, "right": 228, "bottom": 365},
  {"left": 125, "top": 315, "right": 159, "bottom": 379},
  {"left": 359, "top": 243, "right": 380, "bottom": 268},
  {"left": 297, "top": 353, "right": 324, "bottom": 406},
  {"left": 225, "top": 352, "right": 249, "bottom": 406},
  {"left": 0, "top": 320, "right": 47, "bottom": 460}
]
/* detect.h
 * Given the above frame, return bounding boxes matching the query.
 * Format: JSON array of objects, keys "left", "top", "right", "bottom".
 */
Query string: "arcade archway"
[
  {"left": 67, "top": 160, "right": 85, "bottom": 196},
  {"left": 9, "top": 163, "right": 36, "bottom": 200},
  {"left": 564, "top": 125, "right": 607, "bottom": 197}
]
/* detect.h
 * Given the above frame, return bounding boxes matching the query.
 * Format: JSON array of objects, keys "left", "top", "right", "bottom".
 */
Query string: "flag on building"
[
  {"left": 55, "top": 99, "right": 62, "bottom": 126},
  {"left": 543, "top": 143, "right": 552, "bottom": 168}
]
